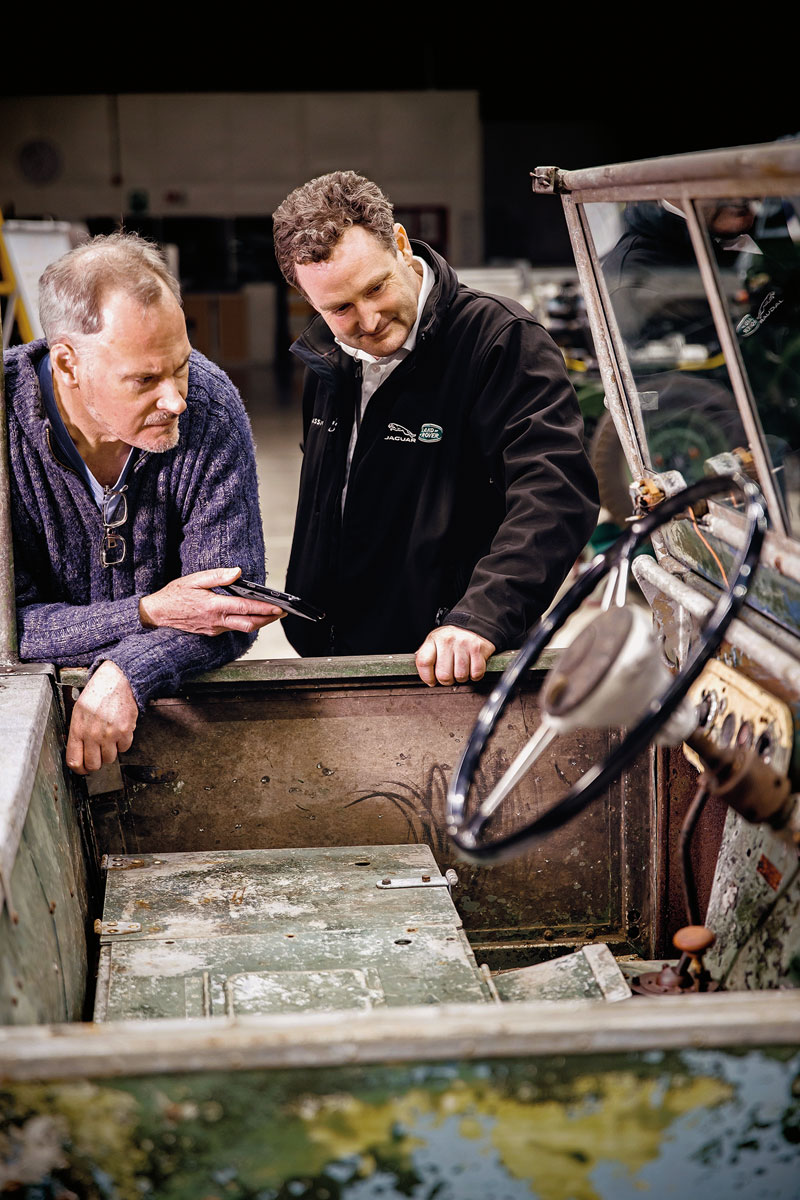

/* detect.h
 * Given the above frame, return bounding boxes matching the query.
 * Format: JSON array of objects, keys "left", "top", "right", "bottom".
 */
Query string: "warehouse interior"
[{"left": 0, "top": 53, "right": 789, "bottom": 659}]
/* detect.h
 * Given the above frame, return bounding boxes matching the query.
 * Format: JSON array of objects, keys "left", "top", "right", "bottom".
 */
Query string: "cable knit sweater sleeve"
[
  {"left": 9, "top": 345, "right": 266, "bottom": 710},
  {"left": 94, "top": 401, "right": 267, "bottom": 709}
]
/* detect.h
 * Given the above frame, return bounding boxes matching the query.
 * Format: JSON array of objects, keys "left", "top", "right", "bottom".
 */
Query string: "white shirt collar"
[{"left": 336, "top": 255, "right": 434, "bottom": 365}]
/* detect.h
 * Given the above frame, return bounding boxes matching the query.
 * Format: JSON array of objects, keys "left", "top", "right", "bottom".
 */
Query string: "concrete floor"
[
  {"left": 228, "top": 364, "right": 304, "bottom": 660},
  {"left": 230, "top": 363, "right": 603, "bottom": 664}
]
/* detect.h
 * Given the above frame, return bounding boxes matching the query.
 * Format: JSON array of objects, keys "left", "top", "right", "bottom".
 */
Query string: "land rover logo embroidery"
[{"left": 418, "top": 423, "right": 443, "bottom": 443}]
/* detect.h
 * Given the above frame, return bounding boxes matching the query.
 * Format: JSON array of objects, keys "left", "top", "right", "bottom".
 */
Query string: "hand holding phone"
[{"left": 220, "top": 579, "right": 325, "bottom": 622}]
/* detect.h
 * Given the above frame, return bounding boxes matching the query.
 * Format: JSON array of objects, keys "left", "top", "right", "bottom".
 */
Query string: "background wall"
[
  {"left": 0, "top": 91, "right": 482, "bottom": 262},
  {"left": 0, "top": 90, "right": 487, "bottom": 366}
]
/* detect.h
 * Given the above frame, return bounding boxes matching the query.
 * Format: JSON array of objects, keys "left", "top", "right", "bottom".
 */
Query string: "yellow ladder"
[{"left": 0, "top": 212, "right": 36, "bottom": 347}]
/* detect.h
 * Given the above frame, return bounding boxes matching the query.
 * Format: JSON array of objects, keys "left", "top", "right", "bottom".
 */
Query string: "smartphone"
[{"left": 220, "top": 579, "right": 325, "bottom": 622}]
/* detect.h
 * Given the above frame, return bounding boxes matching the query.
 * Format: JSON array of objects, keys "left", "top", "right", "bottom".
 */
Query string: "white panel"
[
  {"left": 303, "top": 93, "right": 382, "bottom": 178},
  {"left": 121, "top": 93, "right": 229, "bottom": 187},
  {"left": 378, "top": 92, "right": 479, "bottom": 186},
  {"left": 228, "top": 94, "right": 307, "bottom": 185}
]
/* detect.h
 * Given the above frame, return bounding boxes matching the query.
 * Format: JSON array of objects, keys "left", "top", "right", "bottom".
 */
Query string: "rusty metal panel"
[{"left": 85, "top": 678, "right": 652, "bottom": 953}]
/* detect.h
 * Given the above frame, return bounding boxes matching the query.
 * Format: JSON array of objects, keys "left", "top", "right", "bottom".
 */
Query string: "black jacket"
[{"left": 283, "top": 242, "right": 599, "bottom": 657}]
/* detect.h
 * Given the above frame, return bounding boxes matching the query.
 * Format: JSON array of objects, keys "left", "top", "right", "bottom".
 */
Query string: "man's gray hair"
[
  {"left": 272, "top": 170, "right": 396, "bottom": 289},
  {"left": 38, "top": 230, "right": 182, "bottom": 344}
]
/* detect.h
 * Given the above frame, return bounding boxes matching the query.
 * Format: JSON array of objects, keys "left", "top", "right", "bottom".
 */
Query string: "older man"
[
  {"left": 5, "top": 232, "right": 283, "bottom": 774},
  {"left": 272, "top": 171, "right": 599, "bottom": 686}
]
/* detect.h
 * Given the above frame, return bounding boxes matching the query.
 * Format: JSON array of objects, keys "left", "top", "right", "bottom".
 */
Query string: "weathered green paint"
[
  {"left": 95, "top": 846, "right": 492, "bottom": 1020},
  {"left": 494, "top": 944, "right": 631, "bottom": 1004},
  {"left": 59, "top": 650, "right": 555, "bottom": 690},
  {"left": 0, "top": 676, "right": 90, "bottom": 1025},
  {"left": 705, "top": 810, "right": 800, "bottom": 989},
  {"left": 99, "top": 846, "right": 473, "bottom": 940},
  {"left": 2, "top": 1047, "right": 798, "bottom": 1198}
]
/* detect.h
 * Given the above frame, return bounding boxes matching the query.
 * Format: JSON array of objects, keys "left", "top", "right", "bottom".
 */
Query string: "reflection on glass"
[
  {"left": 699, "top": 195, "right": 800, "bottom": 536},
  {"left": 586, "top": 200, "right": 750, "bottom": 506}
]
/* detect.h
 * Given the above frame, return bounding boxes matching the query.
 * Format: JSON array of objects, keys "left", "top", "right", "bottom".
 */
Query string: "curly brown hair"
[{"left": 272, "top": 171, "right": 396, "bottom": 289}]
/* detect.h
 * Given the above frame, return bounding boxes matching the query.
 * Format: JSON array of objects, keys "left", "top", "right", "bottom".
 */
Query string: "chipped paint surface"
[
  {"left": 494, "top": 945, "right": 632, "bottom": 1004},
  {"left": 705, "top": 810, "right": 800, "bottom": 988},
  {"left": 2, "top": 1048, "right": 798, "bottom": 1198},
  {"left": 120, "top": 944, "right": 210, "bottom": 979},
  {"left": 0, "top": 678, "right": 89, "bottom": 1025},
  {"left": 95, "top": 847, "right": 493, "bottom": 1020},
  {"left": 226, "top": 968, "right": 386, "bottom": 1014}
]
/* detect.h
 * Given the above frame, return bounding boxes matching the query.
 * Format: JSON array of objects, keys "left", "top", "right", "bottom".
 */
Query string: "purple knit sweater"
[{"left": 5, "top": 340, "right": 266, "bottom": 710}]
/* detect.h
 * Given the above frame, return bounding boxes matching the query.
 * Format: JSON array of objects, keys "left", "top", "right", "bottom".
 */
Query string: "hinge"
[
  {"left": 94, "top": 919, "right": 141, "bottom": 935},
  {"left": 376, "top": 869, "right": 458, "bottom": 890}
]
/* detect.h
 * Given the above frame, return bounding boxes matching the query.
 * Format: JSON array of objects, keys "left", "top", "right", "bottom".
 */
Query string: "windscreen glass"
[
  {"left": 697, "top": 195, "right": 800, "bottom": 535},
  {"left": 586, "top": 200, "right": 754, "bottom": 511}
]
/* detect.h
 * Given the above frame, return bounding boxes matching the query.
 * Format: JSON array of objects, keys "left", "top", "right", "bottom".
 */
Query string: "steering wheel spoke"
[
  {"left": 601, "top": 555, "right": 631, "bottom": 610},
  {"left": 476, "top": 718, "right": 558, "bottom": 823}
]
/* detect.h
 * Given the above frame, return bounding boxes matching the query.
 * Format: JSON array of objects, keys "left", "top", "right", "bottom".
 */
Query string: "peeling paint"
[{"left": 121, "top": 945, "right": 210, "bottom": 978}]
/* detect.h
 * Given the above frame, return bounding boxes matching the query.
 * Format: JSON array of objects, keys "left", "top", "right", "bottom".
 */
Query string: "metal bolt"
[
  {"left": 421, "top": 874, "right": 431, "bottom": 883},
  {"left": 382, "top": 877, "right": 391, "bottom": 885},
  {"left": 543, "top": 929, "right": 554, "bottom": 940}
]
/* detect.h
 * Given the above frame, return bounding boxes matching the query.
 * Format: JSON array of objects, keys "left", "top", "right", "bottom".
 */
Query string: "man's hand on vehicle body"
[
  {"left": 415, "top": 625, "right": 496, "bottom": 687},
  {"left": 66, "top": 660, "right": 140, "bottom": 775},
  {"left": 67, "top": 568, "right": 283, "bottom": 774},
  {"left": 139, "top": 567, "right": 285, "bottom": 635}
]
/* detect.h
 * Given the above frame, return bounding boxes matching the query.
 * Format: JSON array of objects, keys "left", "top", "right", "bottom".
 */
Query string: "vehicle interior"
[{"left": 1, "top": 140, "right": 799, "bottom": 1198}]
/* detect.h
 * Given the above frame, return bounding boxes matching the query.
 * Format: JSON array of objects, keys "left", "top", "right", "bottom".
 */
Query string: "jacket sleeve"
[
  {"left": 15, "top": 400, "right": 266, "bottom": 710},
  {"left": 443, "top": 319, "right": 599, "bottom": 650}
]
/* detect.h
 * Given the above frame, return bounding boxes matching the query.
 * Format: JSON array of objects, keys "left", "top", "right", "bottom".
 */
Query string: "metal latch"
[
  {"left": 376, "top": 870, "right": 458, "bottom": 890},
  {"left": 102, "top": 856, "right": 146, "bottom": 870},
  {"left": 101, "top": 856, "right": 164, "bottom": 870},
  {"left": 94, "top": 919, "right": 141, "bottom": 935}
]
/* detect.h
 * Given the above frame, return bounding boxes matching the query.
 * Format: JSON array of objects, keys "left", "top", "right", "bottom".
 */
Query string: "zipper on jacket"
[{"left": 45, "top": 424, "right": 85, "bottom": 481}]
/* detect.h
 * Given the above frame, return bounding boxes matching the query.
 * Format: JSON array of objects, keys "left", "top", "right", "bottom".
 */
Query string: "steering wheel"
[{"left": 446, "top": 473, "right": 767, "bottom": 865}]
